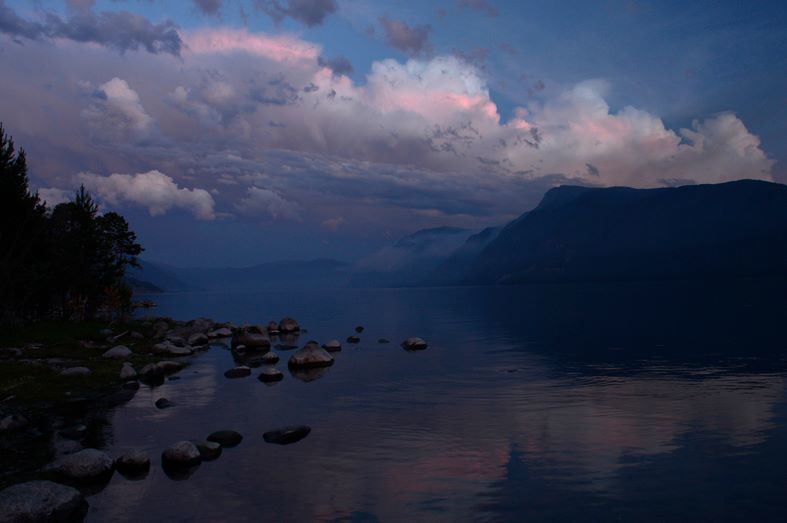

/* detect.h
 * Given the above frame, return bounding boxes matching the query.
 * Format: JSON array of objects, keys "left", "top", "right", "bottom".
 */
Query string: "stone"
[
  {"left": 346, "top": 336, "right": 360, "bottom": 344},
  {"left": 206, "top": 430, "right": 243, "bottom": 448},
  {"left": 258, "top": 368, "right": 283, "bottom": 383},
  {"left": 139, "top": 363, "right": 163, "bottom": 381},
  {"left": 322, "top": 340, "right": 342, "bottom": 352},
  {"left": 224, "top": 366, "right": 251, "bottom": 379},
  {"left": 0, "top": 481, "right": 86, "bottom": 522},
  {"left": 102, "top": 345, "right": 132, "bottom": 360},
  {"left": 156, "top": 361, "right": 185, "bottom": 374},
  {"left": 59, "top": 367, "right": 91, "bottom": 378},
  {"left": 130, "top": 331, "right": 145, "bottom": 340},
  {"left": 194, "top": 441, "right": 222, "bottom": 461},
  {"left": 261, "top": 352, "right": 280, "bottom": 364},
  {"left": 355, "top": 325, "right": 364, "bottom": 333},
  {"left": 165, "top": 335, "right": 186, "bottom": 347},
  {"left": 187, "top": 333, "right": 209, "bottom": 347},
  {"left": 48, "top": 448, "right": 114, "bottom": 482},
  {"left": 378, "top": 338, "right": 390, "bottom": 344},
  {"left": 231, "top": 331, "right": 270, "bottom": 350},
  {"left": 151, "top": 341, "right": 193, "bottom": 357},
  {"left": 288, "top": 344, "right": 334, "bottom": 369},
  {"left": 155, "top": 398, "right": 174, "bottom": 409},
  {"left": 401, "top": 337, "right": 428, "bottom": 351},
  {"left": 266, "top": 321, "right": 280, "bottom": 334},
  {"left": 161, "top": 441, "right": 201, "bottom": 467},
  {"left": 0, "top": 414, "right": 28, "bottom": 432},
  {"left": 115, "top": 451, "right": 150, "bottom": 475},
  {"left": 208, "top": 327, "right": 232, "bottom": 338},
  {"left": 278, "top": 317, "right": 300, "bottom": 333},
  {"left": 119, "top": 362, "right": 137, "bottom": 381},
  {"left": 262, "top": 425, "right": 311, "bottom": 445}
]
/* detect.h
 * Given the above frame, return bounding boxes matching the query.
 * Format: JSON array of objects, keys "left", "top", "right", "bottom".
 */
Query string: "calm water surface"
[{"left": 85, "top": 281, "right": 787, "bottom": 521}]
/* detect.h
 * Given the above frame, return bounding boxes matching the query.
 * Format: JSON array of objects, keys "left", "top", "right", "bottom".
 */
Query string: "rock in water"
[
  {"left": 224, "top": 366, "right": 251, "bottom": 379},
  {"left": 102, "top": 345, "right": 132, "bottom": 360},
  {"left": 288, "top": 345, "right": 334, "bottom": 369},
  {"left": 59, "top": 367, "right": 91, "bottom": 378},
  {"left": 0, "top": 481, "right": 86, "bottom": 522},
  {"left": 263, "top": 426, "right": 311, "bottom": 445},
  {"left": 115, "top": 451, "right": 150, "bottom": 475},
  {"left": 231, "top": 331, "right": 270, "bottom": 350},
  {"left": 161, "top": 441, "right": 201, "bottom": 467},
  {"left": 355, "top": 325, "right": 364, "bottom": 333},
  {"left": 346, "top": 336, "right": 360, "bottom": 344},
  {"left": 258, "top": 368, "right": 284, "bottom": 383},
  {"left": 208, "top": 327, "right": 232, "bottom": 338},
  {"left": 261, "top": 352, "right": 279, "bottom": 364},
  {"left": 188, "top": 333, "right": 209, "bottom": 347},
  {"left": 266, "top": 321, "right": 280, "bottom": 334},
  {"left": 206, "top": 430, "right": 243, "bottom": 448},
  {"left": 278, "top": 317, "right": 300, "bottom": 333},
  {"left": 322, "top": 340, "right": 342, "bottom": 352},
  {"left": 155, "top": 398, "right": 174, "bottom": 409},
  {"left": 48, "top": 448, "right": 114, "bottom": 482},
  {"left": 119, "top": 362, "right": 137, "bottom": 381},
  {"left": 194, "top": 441, "right": 222, "bottom": 461},
  {"left": 401, "top": 337, "right": 428, "bottom": 351}
]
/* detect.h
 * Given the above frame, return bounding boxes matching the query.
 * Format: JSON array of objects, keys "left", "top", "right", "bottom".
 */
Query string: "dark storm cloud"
[
  {"left": 256, "top": 0, "right": 338, "bottom": 27},
  {"left": 379, "top": 16, "right": 432, "bottom": 56},
  {"left": 585, "top": 163, "right": 600, "bottom": 177},
  {"left": 193, "top": 0, "right": 224, "bottom": 16},
  {"left": 317, "top": 55, "right": 354, "bottom": 76},
  {"left": 0, "top": 1, "right": 182, "bottom": 56}
]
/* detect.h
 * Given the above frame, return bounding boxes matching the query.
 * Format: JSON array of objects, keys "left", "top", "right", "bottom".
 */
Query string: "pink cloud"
[{"left": 183, "top": 28, "right": 320, "bottom": 63}]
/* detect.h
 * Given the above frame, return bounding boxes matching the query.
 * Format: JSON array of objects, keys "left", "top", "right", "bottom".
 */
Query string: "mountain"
[
  {"left": 127, "top": 261, "right": 193, "bottom": 292},
  {"left": 430, "top": 226, "right": 501, "bottom": 284},
  {"left": 349, "top": 226, "right": 473, "bottom": 287},
  {"left": 459, "top": 179, "right": 787, "bottom": 285}
]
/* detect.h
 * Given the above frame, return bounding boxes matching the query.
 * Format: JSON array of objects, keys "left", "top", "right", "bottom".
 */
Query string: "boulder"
[
  {"left": 193, "top": 441, "right": 222, "bottom": 461},
  {"left": 224, "top": 366, "right": 251, "bottom": 379},
  {"left": 165, "top": 335, "right": 186, "bottom": 347},
  {"left": 258, "top": 368, "right": 283, "bottom": 383},
  {"left": 346, "top": 336, "right": 360, "bottom": 344},
  {"left": 206, "top": 430, "right": 243, "bottom": 448},
  {"left": 262, "top": 425, "right": 311, "bottom": 445},
  {"left": 0, "top": 481, "right": 86, "bottom": 522},
  {"left": 231, "top": 331, "right": 270, "bottom": 350},
  {"left": 322, "top": 340, "right": 342, "bottom": 352},
  {"left": 288, "top": 344, "right": 334, "bottom": 369},
  {"left": 156, "top": 361, "right": 185, "bottom": 374},
  {"left": 278, "top": 317, "right": 300, "bottom": 333},
  {"left": 208, "top": 327, "right": 232, "bottom": 338},
  {"left": 130, "top": 331, "right": 145, "bottom": 340},
  {"left": 161, "top": 441, "right": 201, "bottom": 467},
  {"left": 102, "top": 345, "right": 132, "bottom": 360},
  {"left": 119, "top": 362, "right": 137, "bottom": 381},
  {"left": 0, "top": 414, "right": 28, "bottom": 432},
  {"left": 187, "top": 333, "right": 209, "bottom": 347},
  {"left": 115, "top": 451, "right": 150, "bottom": 475},
  {"left": 401, "top": 337, "right": 428, "bottom": 351},
  {"left": 48, "top": 448, "right": 114, "bottom": 482},
  {"left": 59, "top": 367, "right": 91, "bottom": 378},
  {"left": 261, "top": 352, "right": 280, "bottom": 364},
  {"left": 151, "top": 341, "right": 193, "bottom": 357},
  {"left": 266, "top": 321, "right": 280, "bottom": 334}
]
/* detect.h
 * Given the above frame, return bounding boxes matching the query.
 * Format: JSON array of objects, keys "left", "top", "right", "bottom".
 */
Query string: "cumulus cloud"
[
  {"left": 256, "top": 0, "right": 338, "bottom": 27},
  {"left": 379, "top": 16, "right": 432, "bottom": 56},
  {"left": 235, "top": 186, "right": 300, "bottom": 220},
  {"left": 82, "top": 77, "right": 157, "bottom": 143},
  {"left": 38, "top": 187, "right": 72, "bottom": 208},
  {"left": 318, "top": 55, "right": 354, "bottom": 76},
  {"left": 0, "top": 1, "right": 182, "bottom": 56},
  {"left": 76, "top": 170, "right": 216, "bottom": 219}
]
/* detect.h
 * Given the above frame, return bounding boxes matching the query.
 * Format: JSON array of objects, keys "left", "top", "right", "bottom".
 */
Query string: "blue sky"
[{"left": 1, "top": 0, "right": 785, "bottom": 266}]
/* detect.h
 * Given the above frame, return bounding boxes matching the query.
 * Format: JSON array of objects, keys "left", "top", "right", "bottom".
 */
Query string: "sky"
[{"left": 1, "top": 0, "right": 785, "bottom": 267}]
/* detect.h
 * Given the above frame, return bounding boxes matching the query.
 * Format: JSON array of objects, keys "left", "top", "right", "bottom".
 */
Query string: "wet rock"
[
  {"left": 119, "top": 362, "right": 137, "bottom": 381},
  {"left": 208, "top": 327, "right": 232, "bottom": 338},
  {"left": 322, "top": 340, "right": 342, "bottom": 352},
  {"left": 355, "top": 325, "right": 364, "bottom": 333},
  {"left": 346, "top": 336, "right": 360, "bottom": 344},
  {"left": 224, "top": 366, "right": 251, "bottom": 379},
  {"left": 151, "top": 341, "right": 193, "bottom": 357},
  {"left": 266, "top": 321, "right": 280, "bottom": 334},
  {"left": 115, "top": 451, "right": 150, "bottom": 476},
  {"left": 0, "top": 414, "right": 28, "bottom": 431},
  {"left": 102, "top": 345, "right": 132, "bottom": 360},
  {"left": 258, "top": 368, "right": 284, "bottom": 383},
  {"left": 52, "top": 439, "right": 82, "bottom": 457},
  {"left": 231, "top": 331, "right": 270, "bottom": 350},
  {"left": 401, "top": 337, "right": 428, "bottom": 351},
  {"left": 59, "top": 367, "right": 91, "bottom": 378},
  {"left": 122, "top": 380, "right": 140, "bottom": 391},
  {"left": 261, "top": 352, "right": 280, "bottom": 364},
  {"left": 288, "top": 344, "right": 334, "bottom": 369},
  {"left": 378, "top": 338, "right": 390, "bottom": 344},
  {"left": 156, "top": 361, "right": 185, "bottom": 374},
  {"left": 263, "top": 425, "right": 311, "bottom": 445},
  {"left": 155, "top": 398, "right": 174, "bottom": 409},
  {"left": 194, "top": 441, "right": 222, "bottom": 461},
  {"left": 165, "top": 335, "right": 186, "bottom": 347},
  {"left": 187, "top": 333, "right": 209, "bottom": 347},
  {"left": 278, "top": 317, "right": 300, "bottom": 333},
  {"left": 207, "top": 430, "right": 243, "bottom": 448},
  {"left": 274, "top": 343, "right": 299, "bottom": 350},
  {"left": 161, "top": 441, "right": 201, "bottom": 468},
  {"left": 0, "top": 480, "right": 87, "bottom": 522},
  {"left": 48, "top": 449, "right": 114, "bottom": 482}
]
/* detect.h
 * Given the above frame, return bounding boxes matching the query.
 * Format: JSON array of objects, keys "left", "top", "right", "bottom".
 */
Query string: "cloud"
[
  {"left": 256, "top": 0, "right": 338, "bottom": 27},
  {"left": 0, "top": 1, "right": 182, "bottom": 56},
  {"left": 82, "top": 77, "right": 156, "bottom": 143},
  {"left": 235, "top": 186, "right": 300, "bottom": 220},
  {"left": 320, "top": 216, "right": 345, "bottom": 231},
  {"left": 184, "top": 28, "right": 320, "bottom": 62},
  {"left": 38, "top": 187, "right": 72, "bottom": 208},
  {"left": 457, "top": 0, "right": 499, "bottom": 16},
  {"left": 318, "top": 55, "right": 354, "bottom": 76},
  {"left": 76, "top": 170, "right": 216, "bottom": 219},
  {"left": 193, "top": 0, "right": 223, "bottom": 16},
  {"left": 379, "top": 16, "right": 432, "bottom": 56}
]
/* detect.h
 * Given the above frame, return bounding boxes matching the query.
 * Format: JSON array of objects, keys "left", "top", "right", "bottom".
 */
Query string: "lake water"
[{"left": 85, "top": 280, "right": 787, "bottom": 521}]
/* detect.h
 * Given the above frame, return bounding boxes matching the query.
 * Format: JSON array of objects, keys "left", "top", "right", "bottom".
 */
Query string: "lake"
[{"left": 84, "top": 280, "right": 787, "bottom": 521}]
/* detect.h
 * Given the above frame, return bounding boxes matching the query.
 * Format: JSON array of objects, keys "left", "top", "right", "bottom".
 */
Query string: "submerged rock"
[
  {"left": 258, "top": 368, "right": 283, "bottom": 383},
  {"left": 346, "top": 336, "right": 360, "bottom": 344},
  {"left": 377, "top": 338, "right": 390, "bottom": 344},
  {"left": 102, "top": 345, "right": 132, "bottom": 360},
  {"left": 401, "top": 337, "right": 428, "bottom": 351},
  {"left": 224, "top": 366, "right": 251, "bottom": 379},
  {"left": 155, "top": 398, "right": 174, "bottom": 409},
  {"left": 278, "top": 317, "right": 300, "bottom": 333},
  {"left": 0, "top": 481, "right": 86, "bottom": 522},
  {"left": 115, "top": 451, "right": 150, "bottom": 475},
  {"left": 48, "top": 448, "right": 114, "bottom": 482},
  {"left": 59, "top": 367, "right": 91, "bottom": 378},
  {"left": 355, "top": 326, "right": 364, "bottom": 333},
  {"left": 288, "top": 344, "right": 334, "bottom": 369},
  {"left": 161, "top": 441, "right": 201, "bottom": 467},
  {"left": 263, "top": 425, "right": 311, "bottom": 445},
  {"left": 322, "top": 340, "right": 342, "bottom": 352},
  {"left": 206, "top": 430, "right": 243, "bottom": 448}
]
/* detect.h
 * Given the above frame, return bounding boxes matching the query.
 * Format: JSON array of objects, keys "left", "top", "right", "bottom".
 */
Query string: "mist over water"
[{"left": 83, "top": 280, "right": 787, "bottom": 521}]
